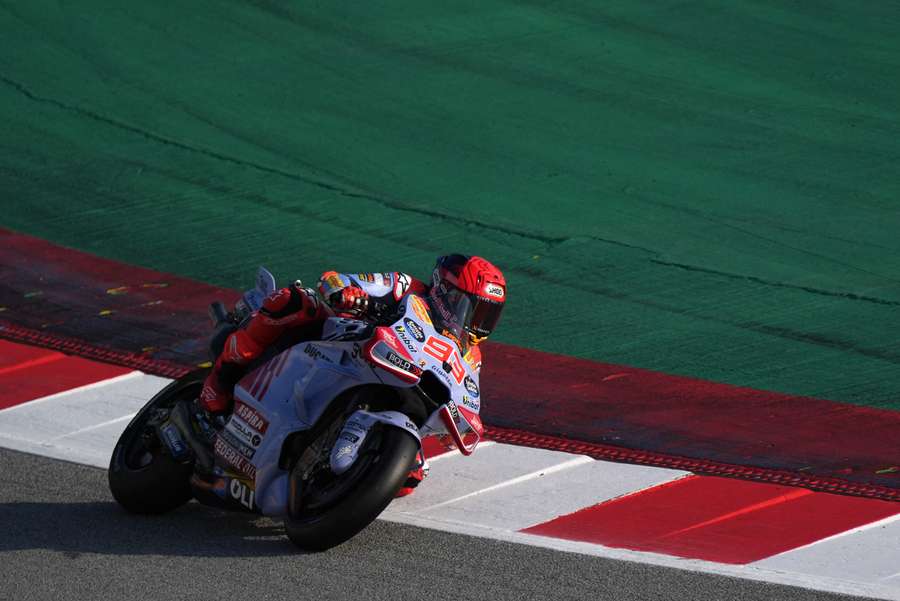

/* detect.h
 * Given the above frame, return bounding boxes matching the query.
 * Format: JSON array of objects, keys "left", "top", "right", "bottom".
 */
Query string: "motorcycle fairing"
[
  {"left": 215, "top": 289, "right": 483, "bottom": 516},
  {"left": 228, "top": 333, "right": 399, "bottom": 515},
  {"left": 390, "top": 295, "right": 483, "bottom": 444}
]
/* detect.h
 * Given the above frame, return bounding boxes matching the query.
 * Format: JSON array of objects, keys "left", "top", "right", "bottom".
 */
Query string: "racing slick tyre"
[
  {"left": 108, "top": 369, "right": 208, "bottom": 514},
  {"left": 284, "top": 425, "right": 419, "bottom": 551}
]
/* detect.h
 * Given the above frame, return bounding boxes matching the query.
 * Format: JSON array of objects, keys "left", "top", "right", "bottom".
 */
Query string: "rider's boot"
[{"left": 199, "top": 365, "right": 235, "bottom": 415}]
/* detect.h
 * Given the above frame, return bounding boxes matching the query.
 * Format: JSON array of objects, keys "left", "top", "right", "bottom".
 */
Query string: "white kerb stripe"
[
  {"left": 760, "top": 511, "right": 900, "bottom": 562},
  {"left": 0, "top": 371, "right": 143, "bottom": 412},
  {"left": 417, "top": 454, "right": 593, "bottom": 512}
]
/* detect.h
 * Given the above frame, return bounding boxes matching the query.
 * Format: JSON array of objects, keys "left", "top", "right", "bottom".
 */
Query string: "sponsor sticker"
[
  {"left": 214, "top": 436, "right": 257, "bottom": 480},
  {"left": 469, "top": 413, "right": 484, "bottom": 434},
  {"left": 485, "top": 283, "right": 505, "bottom": 299},
  {"left": 403, "top": 318, "right": 426, "bottom": 342},
  {"left": 464, "top": 375, "right": 480, "bottom": 398},
  {"left": 303, "top": 343, "right": 334, "bottom": 363},
  {"left": 394, "top": 326, "right": 419, "bottom": 353},
  {"left": 385, "top": 350, "right": 414, "bottom": 372},
  {"left": 430, "top": 364, "right": 452, "bottom": 386},
  {"left": 234, "top": 402, "right": 268, "bottom": 434},
  {"left": 229, "top": 478, "right": 255, "bottom": 511},
  {"left": 409, "top": 295, "right": 433, "bottom": 326},
  {"left": 160, "top": 422, "right": 188, "bottom": 459},
  {"left": 226, "top": 418, "right": 258, "bottom": 446},
  {"left": 326, "top": 274, "right": 343, "bottom": 288},
  {"left": 446, "top": 400, "right": 460, "bottom": 421},
  {"left": 358, "top": 273, "right": 375, "bottom": 283},
  {"left": 219, "top": 428, "right": 255, "bottom": 459}
]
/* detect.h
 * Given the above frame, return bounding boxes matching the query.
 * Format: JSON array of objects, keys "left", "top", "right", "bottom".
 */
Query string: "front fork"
[{"left": 329, "top": 410, "right": 425, "bottom": 475}]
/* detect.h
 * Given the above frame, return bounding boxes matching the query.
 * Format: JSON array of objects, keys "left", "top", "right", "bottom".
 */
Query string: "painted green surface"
[{"left": 2, "top": 1, "right": 899, "bottom": 408}]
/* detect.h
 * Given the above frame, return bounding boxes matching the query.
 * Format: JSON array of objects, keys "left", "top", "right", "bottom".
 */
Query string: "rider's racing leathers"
[{"left": 199, "top": 271, "right": 440, "bottom": 495}]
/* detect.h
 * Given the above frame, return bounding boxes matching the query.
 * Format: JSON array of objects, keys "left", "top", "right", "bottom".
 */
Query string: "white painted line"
[
  {"left": 394, "top": 454, "right": 688, "bottom": 532},
  {"left": 388, "top": 442, "right": 588, "bottom": 517},
  {"left": 0, "top": 371, "right": 143, "bottom": 413},
  {"left": 381, "top": 513, "right": 900, "bottom": 601},
  {"left": 417, "top": 455, "right": 594, "bottom": 512},
  {"left": 754, "top": 509, "right": 900, "bottom": 591},
  {"left": 0, "top": 372, "right": 170, "bottom": 467},
  {"left": 763, "top": 511, "right": 900, "bottom": 560},
  {"left": 47, "top": 413, "right": 136, "bottom": 441},
  {"left": 3, "top": 365, "right": 899, "bottom": 601}
]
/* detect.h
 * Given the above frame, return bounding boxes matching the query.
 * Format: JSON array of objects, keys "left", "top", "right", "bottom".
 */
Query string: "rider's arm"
[{"left": 317, "top": 271, "right": 427, "bottom": 316}]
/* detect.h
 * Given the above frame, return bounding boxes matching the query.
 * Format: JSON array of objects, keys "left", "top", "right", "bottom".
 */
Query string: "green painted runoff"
[{"left": 2, "top": 1, "right": 899, "bottom": 408}]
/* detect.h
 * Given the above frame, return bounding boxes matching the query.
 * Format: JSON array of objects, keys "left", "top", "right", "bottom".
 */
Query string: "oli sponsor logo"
[{"left": 229, "top": 478, "right": 255, "bottom": 511}]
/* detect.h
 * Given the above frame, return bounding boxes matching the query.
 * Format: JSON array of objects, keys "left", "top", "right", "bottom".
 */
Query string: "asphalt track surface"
[{"left": 0, "top": 448, "right": 872, "bottom": 601}]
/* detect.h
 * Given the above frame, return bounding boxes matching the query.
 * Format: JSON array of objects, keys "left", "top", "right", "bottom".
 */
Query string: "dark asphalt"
[{"left": 0, "top": 448, "right": 875, "bottom": 601}]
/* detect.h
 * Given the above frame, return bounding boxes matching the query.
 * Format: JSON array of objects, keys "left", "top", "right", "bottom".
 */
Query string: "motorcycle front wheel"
[
  {"left": 284, "top": 424, "right": 418, "bottom": 551},
  {"left": 107, "top": 369, "right": 208, "bottom": 514}
]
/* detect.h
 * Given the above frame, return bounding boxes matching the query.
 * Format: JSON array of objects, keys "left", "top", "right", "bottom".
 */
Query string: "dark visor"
[{"left": 429, "top": 283, "right": 503, "bottom": 341}]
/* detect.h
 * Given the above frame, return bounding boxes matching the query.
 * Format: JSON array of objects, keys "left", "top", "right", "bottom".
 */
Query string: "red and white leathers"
[
  {"left": 199, "top": 282, "right": 332, "bottom": 414},
  {"left": 199, "top": 272, "right": 429, "bottom": 414},
  {"left": 199, "top": 267, "right": 493, "bottom": 496}
]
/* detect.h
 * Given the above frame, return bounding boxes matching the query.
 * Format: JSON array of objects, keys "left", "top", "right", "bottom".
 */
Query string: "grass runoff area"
[{"left": 2, "top": 1, "right": 899, "bottom": 409}]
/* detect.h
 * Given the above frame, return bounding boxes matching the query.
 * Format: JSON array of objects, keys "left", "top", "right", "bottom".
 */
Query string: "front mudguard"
[{"left": 330, "top": 410, "right": 423, "bottom": 475}]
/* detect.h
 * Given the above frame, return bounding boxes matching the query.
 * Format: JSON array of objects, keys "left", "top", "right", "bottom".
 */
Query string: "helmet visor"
[{"left": 429, "top": 283, "right": 504, "bottom": 341}]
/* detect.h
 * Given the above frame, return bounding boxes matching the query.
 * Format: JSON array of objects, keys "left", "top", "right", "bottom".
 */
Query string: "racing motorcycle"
[{"left": 108, "top": 267, "right": 484, "bottom": 550}]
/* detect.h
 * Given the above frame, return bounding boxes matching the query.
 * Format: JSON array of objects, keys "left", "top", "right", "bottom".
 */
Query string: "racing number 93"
[{"left": 423, "top": 337, "right": 466, "bottom": 384}]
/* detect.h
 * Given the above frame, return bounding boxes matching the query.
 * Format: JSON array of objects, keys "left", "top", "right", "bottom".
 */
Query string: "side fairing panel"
[{"left": 219, "top": 339, "right": 381, "bottom": 515}]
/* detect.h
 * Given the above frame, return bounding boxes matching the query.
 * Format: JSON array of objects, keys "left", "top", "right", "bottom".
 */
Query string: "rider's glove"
[{"left": 330, "top": 286, "right": 369, "bottom": 315}]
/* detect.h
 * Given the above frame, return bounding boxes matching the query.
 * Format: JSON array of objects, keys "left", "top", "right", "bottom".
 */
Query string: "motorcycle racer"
[{"left": 198, "top": 254, "right": 506, "bottom": 494}]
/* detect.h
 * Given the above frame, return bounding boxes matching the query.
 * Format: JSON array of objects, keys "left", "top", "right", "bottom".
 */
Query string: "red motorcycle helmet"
[{"left": 429, "top": 254, "right": 506, "bottom": 345}]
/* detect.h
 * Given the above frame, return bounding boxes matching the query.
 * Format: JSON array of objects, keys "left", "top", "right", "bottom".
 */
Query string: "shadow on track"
[{"left": 0, "top": 500, "right": 299, "bottom": 557}]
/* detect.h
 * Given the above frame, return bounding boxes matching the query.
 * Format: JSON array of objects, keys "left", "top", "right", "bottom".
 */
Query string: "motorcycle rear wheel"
[
  {"left": 284, "top": 425, "right": 418, "bottom": 551},
  {"left": 107, "top": 369, "right": 207, "bottom": 514}
]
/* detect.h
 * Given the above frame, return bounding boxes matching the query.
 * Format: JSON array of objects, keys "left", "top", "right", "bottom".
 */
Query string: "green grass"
[{"left": 2, "top": 1, "right": 900, "bottom": 408}]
